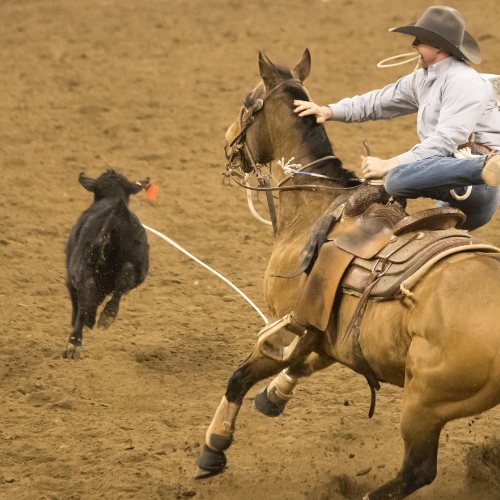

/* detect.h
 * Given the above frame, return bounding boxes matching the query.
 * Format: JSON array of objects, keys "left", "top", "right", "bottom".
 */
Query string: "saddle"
[
  {"left": 293, "top": 194, "right": 474, "bottom": 332},
  {"left": 287, "top": 188, "right": 500, "bottom": 415}
]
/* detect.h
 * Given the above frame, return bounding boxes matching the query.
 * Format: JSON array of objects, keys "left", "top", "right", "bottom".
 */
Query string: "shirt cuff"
[
  {"left": 327, "top": 103, "right": 346, "bottom": 121},
  {"left": 396, "top": 151, "right": 417, "bottom": 166}
]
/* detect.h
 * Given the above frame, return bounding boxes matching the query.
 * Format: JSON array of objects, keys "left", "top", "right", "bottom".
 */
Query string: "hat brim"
[{"left": 389, "top": 22, "right": 481, "bottom": 64}]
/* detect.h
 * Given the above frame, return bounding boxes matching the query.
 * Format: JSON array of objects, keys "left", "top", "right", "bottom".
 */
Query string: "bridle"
[{"left": 223, "top": 79, "right": 363, "bottom": 234}]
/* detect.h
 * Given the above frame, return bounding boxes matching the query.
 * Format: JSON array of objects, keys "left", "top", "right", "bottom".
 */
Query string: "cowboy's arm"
[
  {"left": 398, "top": 77, "right": 490, "bottom": 164},
  {"left": 327, "top": 74, "right": 418, "bottom": 123}
]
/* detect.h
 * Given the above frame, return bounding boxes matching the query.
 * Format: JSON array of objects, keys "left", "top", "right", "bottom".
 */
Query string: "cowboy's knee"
[{"left": 384, "top": 169, "right": 410, "bottom": 197}]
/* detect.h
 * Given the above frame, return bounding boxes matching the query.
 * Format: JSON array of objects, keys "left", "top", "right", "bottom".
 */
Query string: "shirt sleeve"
[
  {"left": 401, "top": 76, "right": 491, "bottom": 164},
  {"left": 327, "top": 74, "right": 418, "bottom": 122}
]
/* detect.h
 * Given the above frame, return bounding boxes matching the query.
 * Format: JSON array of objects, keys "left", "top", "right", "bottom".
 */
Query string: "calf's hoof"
[
  {"left": 65, "top": 343, "right": 82, "bottom": 361},
  {"left": 254, "top": 386, "right": 286, "bottom": 417},
  {"left": 194, "top": 445, "right": 226, "bottom": 479},
  {"left": 97, "top": 312, "right": 115, "bottom": 330}
]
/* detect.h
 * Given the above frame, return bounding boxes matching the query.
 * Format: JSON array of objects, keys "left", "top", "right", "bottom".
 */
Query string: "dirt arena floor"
[{"left": 3, "top": 0, "right": 500, "bottom": 498}]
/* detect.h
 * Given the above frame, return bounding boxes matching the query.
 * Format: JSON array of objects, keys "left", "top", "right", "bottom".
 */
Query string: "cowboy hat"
[{"left": 389, "top": 6, "right": 481, "bottom": 64}]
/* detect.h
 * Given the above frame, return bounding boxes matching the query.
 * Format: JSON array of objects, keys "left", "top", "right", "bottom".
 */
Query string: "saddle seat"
[
  {"left": 330, "top": 206, "right": 467, "bottom": 261},
  {"left": 342, "top": 227, "right": 478, "bottom": 300}
]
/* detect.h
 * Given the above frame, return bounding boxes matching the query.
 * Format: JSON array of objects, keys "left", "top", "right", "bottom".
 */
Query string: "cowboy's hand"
[
  {"left": 454, "top": 147, "right": 480, "bottom": 159},
  {"left": 361, "top": 156, "right": 399, "bottom": 179},
  {"left": 294, "top": 100, "right": 333, "bottom": 123}
]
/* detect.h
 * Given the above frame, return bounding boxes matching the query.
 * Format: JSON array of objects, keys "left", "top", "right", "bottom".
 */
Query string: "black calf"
[{"left": 65, "top": 170, "right": 150, "bottom": 359}]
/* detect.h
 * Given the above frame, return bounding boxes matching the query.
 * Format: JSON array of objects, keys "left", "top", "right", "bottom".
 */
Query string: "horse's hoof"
[
  {"left": 254, "top": 386, "right": 286, "bottom": 417},
  {"left": 194, "top": 445, "right": 226, "bottom": 479},
  {"left": 65, "top": 344, "right": 82, "bottom": 361}
]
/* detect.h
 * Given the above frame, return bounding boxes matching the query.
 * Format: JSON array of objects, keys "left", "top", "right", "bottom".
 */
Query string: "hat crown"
[{"left": 416, "top": 6, "right": 465, "bottom": 46}]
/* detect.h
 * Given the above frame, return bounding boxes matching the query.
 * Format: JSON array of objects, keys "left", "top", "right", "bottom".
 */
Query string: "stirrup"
[{"left": 256, "top": 314, "right": 309, "bottom": 362}]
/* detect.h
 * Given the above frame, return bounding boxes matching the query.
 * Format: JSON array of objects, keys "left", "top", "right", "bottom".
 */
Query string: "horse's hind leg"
[
  {"left": 255, "top": 352, "right": 335, "bottom": 417},
  {"left": 98, "top": 262, "right": 135, "bottom": 330},
  {"left": 366, "top": 397, "right": 444, "bottom": 500},
  {"left": 366, "top": 327, "right": 500, "bottom": 500},
  {"left": 196, "top": 338, "right": 317, "bottom": 478}
]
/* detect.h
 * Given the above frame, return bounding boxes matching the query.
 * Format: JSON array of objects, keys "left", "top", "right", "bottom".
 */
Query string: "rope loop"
[{"left": 377, "top": 53, "right": 420, "bottom": 68}]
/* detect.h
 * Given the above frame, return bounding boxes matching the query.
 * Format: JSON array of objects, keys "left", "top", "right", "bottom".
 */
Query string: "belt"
[{"left": 458, "top": 141, "right": 492, "bottom": 155}]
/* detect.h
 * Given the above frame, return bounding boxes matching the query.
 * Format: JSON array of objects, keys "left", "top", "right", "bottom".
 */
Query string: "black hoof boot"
[
  {"left": 254, "top": 386, "right": 286, "bottom": 417},
  {"left": 194, "top": 445, "right": 226, "bottom": 479}
]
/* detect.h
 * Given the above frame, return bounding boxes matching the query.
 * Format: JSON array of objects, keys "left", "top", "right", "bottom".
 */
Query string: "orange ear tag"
[{"left": 144, "top": 183, "right": 159, "bottom": 200}]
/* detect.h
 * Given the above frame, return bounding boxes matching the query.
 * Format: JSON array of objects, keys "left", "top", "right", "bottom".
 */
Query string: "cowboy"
[{"left": 294, "top": 5, "right": 500, "bottom": 231}]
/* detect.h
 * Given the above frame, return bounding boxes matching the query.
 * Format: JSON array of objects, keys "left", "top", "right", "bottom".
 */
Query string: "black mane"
[
  {"left": 243, "top": 64, "right": 358, "bottom": 186},
  {"left": 279, "top": 79, "right": 358, "bottom": 185}
]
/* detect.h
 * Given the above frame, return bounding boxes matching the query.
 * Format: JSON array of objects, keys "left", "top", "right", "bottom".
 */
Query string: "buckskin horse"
[{"left": 195, "top": 49, "right": 500, "bottom": 499}]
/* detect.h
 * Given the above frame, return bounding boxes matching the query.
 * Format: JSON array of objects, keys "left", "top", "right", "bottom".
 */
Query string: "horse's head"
[{"left": 225, "top": 49, "right": 313, "bottom": 176}]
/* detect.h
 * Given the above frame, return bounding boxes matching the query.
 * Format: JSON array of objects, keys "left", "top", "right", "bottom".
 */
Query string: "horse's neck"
[
  {"left": 263, "top": 118, "right": 344, "bottom": 317},
  {"left": 271, "top": 132, "right": 340, "bottom": 240},
  {"left": 275, "top": 183, "right": 339, "bottom": 241}
]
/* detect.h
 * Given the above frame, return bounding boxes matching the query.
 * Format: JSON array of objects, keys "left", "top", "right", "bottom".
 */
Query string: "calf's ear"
[{"left": 79, "top": 173, "right": 96, "bottom": 192}]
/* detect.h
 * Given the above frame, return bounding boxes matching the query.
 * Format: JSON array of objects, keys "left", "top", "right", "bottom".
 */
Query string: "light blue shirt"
[{"left": 328, "top": 58, "right": 500, "bottom": 165}]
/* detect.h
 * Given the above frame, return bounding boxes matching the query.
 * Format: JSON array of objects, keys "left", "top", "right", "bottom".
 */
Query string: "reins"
[{"left": 228, "top": 169, "right": 363, "bottom": 193}]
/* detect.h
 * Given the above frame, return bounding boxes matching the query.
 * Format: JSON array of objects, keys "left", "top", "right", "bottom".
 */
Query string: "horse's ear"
[
  {"left": 79, "top": 172, "right": 96, "bottom": 192},
  {"left": 292, "top": 48, "right": 311, "bottom": 82},
  {"left": 259, "top": 51, "right": 279, "bottom": 89}
]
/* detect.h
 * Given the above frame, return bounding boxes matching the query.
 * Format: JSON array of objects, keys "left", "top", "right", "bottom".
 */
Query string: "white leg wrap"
[
  {"left": 206, "top": 396, "right": 241, "bottom": 451},
  {"left": 268, "top": 369, "right": 299, "bottom": 402}
]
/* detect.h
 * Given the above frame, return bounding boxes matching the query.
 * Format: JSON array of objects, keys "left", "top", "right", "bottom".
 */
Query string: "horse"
[{"left": 195, "top": 49, "right": 500, "bottom": 499}]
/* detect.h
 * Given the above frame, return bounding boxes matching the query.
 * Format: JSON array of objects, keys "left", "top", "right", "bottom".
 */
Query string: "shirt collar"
[{"left": 424, "top": 57, "right": 456, "bottom": 84}]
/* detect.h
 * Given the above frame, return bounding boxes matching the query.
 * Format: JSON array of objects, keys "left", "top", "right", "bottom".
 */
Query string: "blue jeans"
[{"left": 385, "top": 156, "right": 500, "bottom": 231}]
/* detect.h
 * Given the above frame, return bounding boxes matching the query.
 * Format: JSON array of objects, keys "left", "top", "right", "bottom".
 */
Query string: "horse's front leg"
[
  {"left": 255, "top": 352, "right": 335, "bottom": 417},
  {"left": 195, "top": 343, "right": 311, "bottom": 478}
]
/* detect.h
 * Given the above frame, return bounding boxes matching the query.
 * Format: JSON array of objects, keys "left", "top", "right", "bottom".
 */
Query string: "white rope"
[
  {"left": 377, "top": 52, "right": 420, "bottom": 68},
  {"left": 277, "top": 157, "right": 302, "bottom": 174},
  {"left": 246, "top": 185, "right": 273, "bottom": 225},
  {"left": 243, "top": 173, "right": 273, "bottom": 226},
  {"left": 449, "top": 147, "right": 480, "bottom": 200},
  {"left": 142, "top": 224, "right": 268, "bottom": 324},
  {"left": 450, "top": 185, "right": 472, "bottom": 201},
  {"left": 277, "top": 156, "right": 334, "bottom": 180}
]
